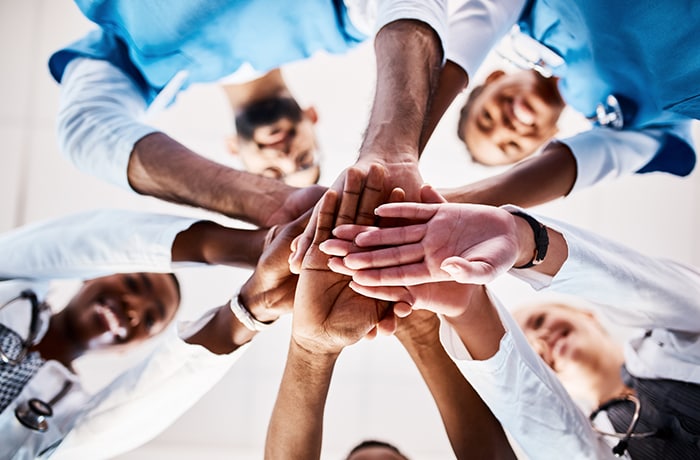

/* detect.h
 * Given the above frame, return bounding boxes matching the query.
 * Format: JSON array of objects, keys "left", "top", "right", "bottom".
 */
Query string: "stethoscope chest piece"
[{"left": 15, "top": 397, "right": 53, "bottom": 432}]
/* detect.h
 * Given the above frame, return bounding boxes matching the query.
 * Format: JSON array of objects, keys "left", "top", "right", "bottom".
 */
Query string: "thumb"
[
  {"left": 440, "top": 256, "right": 498, "bottom": 284},
  {"left": 420, "top": 184, "right": 447, "bottom": 204}
]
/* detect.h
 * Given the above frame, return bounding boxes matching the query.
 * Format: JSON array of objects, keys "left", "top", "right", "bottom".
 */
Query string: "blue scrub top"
[
  {"left": 49, "top": 0, "right": 367, "bottom": 103},
  {"left": 518, "top": 0, "right": 700, "bottom": 176}
]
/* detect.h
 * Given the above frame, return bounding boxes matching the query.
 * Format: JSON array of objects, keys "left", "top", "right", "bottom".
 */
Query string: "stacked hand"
[
  {"left": 291, "top": 164, "right": 405, "bottom": 355},
  {"left": 320, "top": 187, "right": 522, "bottom": 287}
]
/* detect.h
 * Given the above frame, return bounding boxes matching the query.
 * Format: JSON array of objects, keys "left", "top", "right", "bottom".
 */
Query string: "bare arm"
[
  {"left": 265, "top": 342, "right": 338, "bottom": 460},
  {"left": 129, "top": 132, "right": 324, "bottom": 226},
  {"left": 419, "top": 60, "right": 469, "bottom": 152},
  {"left": 441, "top": 142, "right": 577, "bottom": 208},
  {"left": 396, "top": 311, "right": 516, "bottom": 460}
]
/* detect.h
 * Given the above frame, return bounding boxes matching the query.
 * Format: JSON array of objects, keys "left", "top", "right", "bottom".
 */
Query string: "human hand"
[
  {"left": 394, "top": 308, "right": 441, "bottom": 348},
  {"left": 238, "top": 209, "right": 312, "bottom": 323},
  {"left": 291, "top": 164, "right": 400, "bottom": 356},
  {"left": 288, "top": 156, "right": 424, "bottom": 275},
  {"left": 324, "top": 194, "right": 521, "bottom": 286},
  {"left": 262, "top": 184, "right": 326, "bottom": 227}
]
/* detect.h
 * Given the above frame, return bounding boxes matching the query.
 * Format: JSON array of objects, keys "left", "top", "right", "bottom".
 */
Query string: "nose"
[
  {"left": 125, "top": 303, "right": 141, "bottom": 327},
  {"left": 526, "top": 329, "right": 554, "bottom": 366}
]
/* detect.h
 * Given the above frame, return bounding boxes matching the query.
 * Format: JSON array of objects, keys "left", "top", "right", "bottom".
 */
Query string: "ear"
[
  {"left": 302, "top": 106, "right": 319, "bottom": 124},
  {"left": 226, "top": 135, "right": 240, "bottom": 155},
  {"left": 484, "top": 70, "right": 506, "bottom": 85}
]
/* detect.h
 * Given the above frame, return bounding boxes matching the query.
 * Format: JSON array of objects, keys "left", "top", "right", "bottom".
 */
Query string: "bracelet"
[
  {"left": 229, "top": 293, "right": 273, "bottom": 332},
  {"left": 510, "top": 211, "right": 549, "bottom": 269}
]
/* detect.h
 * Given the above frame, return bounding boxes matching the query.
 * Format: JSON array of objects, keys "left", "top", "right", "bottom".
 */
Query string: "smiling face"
[
  {"left": 64, "top": 273, "right": 179, "bottom": 351},
  {"left": 513, "top": 302, "right": 615, "bottom": 378},
  {"left": 232, "top": 97, "right": 321, "bottom": 187},
  {"left": 459, "top": 69, "right": 565, "bottom": 165}
]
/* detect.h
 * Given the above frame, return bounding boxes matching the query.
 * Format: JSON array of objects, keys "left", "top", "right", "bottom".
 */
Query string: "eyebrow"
[
  {"left": 139, "top": 273, "right": 154, "bottom": 292},
  {"left": 156, "top": 300, "right": 166, "bottom": 323}
]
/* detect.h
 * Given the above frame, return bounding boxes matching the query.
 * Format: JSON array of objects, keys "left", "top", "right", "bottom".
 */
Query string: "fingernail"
[{"left": 441, "top": 263, "right": 459, "bottom": 275}]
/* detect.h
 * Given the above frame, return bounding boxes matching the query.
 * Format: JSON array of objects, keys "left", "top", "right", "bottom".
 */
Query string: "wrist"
[
  {"left": 510, "top": 211, "right": 549, "bottom": 269},
  {"left": 290, "top": 336, "right": 341, "bottom": 366},
  {"left": 230, "top": 292, "right": 277, "bottom": 331}
]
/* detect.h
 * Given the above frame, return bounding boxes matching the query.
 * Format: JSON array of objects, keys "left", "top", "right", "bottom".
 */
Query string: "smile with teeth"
[
  {"left": 95, "top": 302, "right": 128, "bottom": 341},
  {"left": 511, "top": 96, "right": 536, "bottom": 127}
]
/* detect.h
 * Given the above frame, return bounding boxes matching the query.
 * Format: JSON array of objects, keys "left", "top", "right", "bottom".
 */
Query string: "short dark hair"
[
  {"left": 235, "top": 96, "right": 303, "bottom": 140},
  {"left": 346, "top": 440, "right": 409, "bottom": 460}
]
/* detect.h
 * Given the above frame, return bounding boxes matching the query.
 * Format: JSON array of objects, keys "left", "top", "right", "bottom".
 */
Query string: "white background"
[{"left": 2, "top": 1, "right": 700, "bottom": 459}]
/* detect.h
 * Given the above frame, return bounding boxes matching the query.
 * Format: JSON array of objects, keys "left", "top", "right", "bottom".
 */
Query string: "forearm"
[
  {"left": 171, "top": 221, "right": 268, "bottom": 268},
  {"left": 129, "top": 132, "right": 294, "bottom": 225},
  {"left": 265, "top": 341, "right": 339, "bottom": 460},
  {"left": 441, "top": 142, "right": 577, "bottom": 207},
  {"left": 399, "top": 334, "right": 515, "bottom": 459},
  {"left": 419, "top": 60, "right": 469, "bottom": 152},
  {"left": 184, "top": 304, "right": 257, "bottom": 354},
  {"left": 360, "top": 19, "right": 443, "bottom": 160},
  {"left": 443, "top": 286, "right": 506, "bottom": 361}
]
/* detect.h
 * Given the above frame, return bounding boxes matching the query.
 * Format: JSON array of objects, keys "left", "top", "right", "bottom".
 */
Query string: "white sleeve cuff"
[
  {"left": 57, "top": 58, "right": 159, "bottom": 190},
  {"left": 375, "top": 0, "right": 448, "bottom": 58},
  {"left": 446, "top": 0, "right": 525, "bottom": 77},
  {"left": 563, "top": 128, "right": 665, "bottom": 192}
]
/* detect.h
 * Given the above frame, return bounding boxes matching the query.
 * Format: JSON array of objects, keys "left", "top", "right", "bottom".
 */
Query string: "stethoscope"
[
  {"left": 590, "top": 394, "right": 658, "bottom": 457},
  {"left": 1, "top": 290, "right": 72, "bottom": 432},
  {"left": 495, "top": 27, "right": 627, "bottom": 129}
]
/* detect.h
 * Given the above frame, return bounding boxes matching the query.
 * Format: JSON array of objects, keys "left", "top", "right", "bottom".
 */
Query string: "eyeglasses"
[{"left": 589, "top": 394, "right": 657, "bottom": 457}]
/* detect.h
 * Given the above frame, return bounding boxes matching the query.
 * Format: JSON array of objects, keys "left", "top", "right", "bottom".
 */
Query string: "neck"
[
  {"left": 32, "top": 309, "right": 82, "bottom": 370},
  {"left": 590, "top": 348, "right": 630, "bottom": 407},
  {"left": 223, "top": 69, "right": 291, "bottom": 111}
]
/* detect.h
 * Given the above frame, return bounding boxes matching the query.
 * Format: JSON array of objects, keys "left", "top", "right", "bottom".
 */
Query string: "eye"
[
  {"left": 144, "top": 312, "right": 155, "bottom": 332},
  {"left": 297, "top": 151, "right": 315, "bottom": 169},
  {"left": 506, "top": 141, "right": 522, "bottom": 156},
  {"left": 125, "top": 275, "right": 139, "bottom": 293},
  {"left": 532, "top": 313, "right": 545, "bottom": 330}
]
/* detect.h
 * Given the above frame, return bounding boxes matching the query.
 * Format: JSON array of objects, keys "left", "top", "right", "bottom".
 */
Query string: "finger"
[
  {"left": 393, "top": 302, "right": 413, "bottom": 318},
  {"left": 374, "top": 202, "right": 440, "bottom": 221},
  {"left": 352, "top": 263, "right": 450, "bottom": 287},
  {"left": 419, "top": 184, "right": 447, "bottom": 204},
  {"left": 348, "top": 282, "right": 414, "bottom": 305},
  {"left": 289, "top": 215, "right": 318, "bottom": 275},
  {"left": 440, "top": 256, "right": 500, "bottom": 284},
  {"left": 364, "top": 326, "right": 378, "bottom": 341},
  {"left": 331, "top": 224, "right": 379, "bottom": 242},
  {"left": 355, "top": 163, "right": 386, "bottom": 226},
  {"left": 343, "top": 242, "right": 426, "bottom": 270},
  {"left": 376, "top": 310, "right": 397, "bottom": 336},
  {"left": 378, "top": 187, "right": 408, "bottom": 228},
  {"left": 319, "top": 239, "right": 356, "bottom": 257},
  {"left": 353, "top": 224, "right": 427, "bottom": 248},
  {"left": 312, "top": 190, "right": 339, "bottom": 246},
  {"left": 388, "top": 187, "right": 406, "bottom": 203},
  {"left": 326, "top": 257, "right": 357, "bottom": 277},
  {"left": 335, "top": 167, "right": 364, "bottom": 227}
]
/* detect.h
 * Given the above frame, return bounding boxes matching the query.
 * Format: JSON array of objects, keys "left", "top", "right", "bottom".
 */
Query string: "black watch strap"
[{"left": 510, "top": 211, "right": 549, "bottom": 269}]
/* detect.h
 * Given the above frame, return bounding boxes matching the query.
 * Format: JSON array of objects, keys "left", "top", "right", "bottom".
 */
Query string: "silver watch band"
[{"left": 228, "top": 293, "right": 272, "bottom": 332}]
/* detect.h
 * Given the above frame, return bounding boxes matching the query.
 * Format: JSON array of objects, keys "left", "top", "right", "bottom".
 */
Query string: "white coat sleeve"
[
  {"left": 445, "top": 0, "right": 526, "bottom": 77},
  {"left": 562, "top": 126, "right": 691, "bottom": 192},
  {"left": 504, "top": 207, "right": 700, "bottom": 333},
  {"left": 57, "top": 57, "right": 159, "bottom": 190},
  {"left": 0, "top": 209, "right": 199, "bottom": 280},
  {"left": 344, "top": 0, "right": 448, "bottom": 57},
  {"left": 51, "top": 317, "right": 249, "bottom": 460},
  {"left": 439, "top": 290, "right": 615, "bottom": 459}
]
